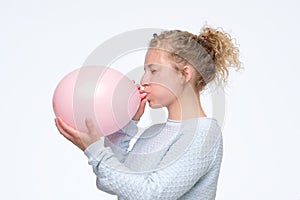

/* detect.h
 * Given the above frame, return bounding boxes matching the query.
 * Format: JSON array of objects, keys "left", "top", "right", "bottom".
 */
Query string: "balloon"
[{"left": 53, "top": 66, "right": 141, "bottom": 136}]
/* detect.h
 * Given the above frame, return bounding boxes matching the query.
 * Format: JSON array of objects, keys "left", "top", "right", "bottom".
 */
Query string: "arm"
[
  {"left": 103, "top": 82, "right": 147, "bottom": 163},
  {"left": 54, "top": 83, "right": 148, "bottom": 196},
  {"left": 104, "top": 120, "right": 139, "bottom": 163},
  {"left": 84, "top": 122, "right": 222, "bottom": 200},
  {"left": 54, "top": 82, "right": 146, "bottom": 152},
  {"left": 55, "top": 118, "right": 140, "bottom": 196}
]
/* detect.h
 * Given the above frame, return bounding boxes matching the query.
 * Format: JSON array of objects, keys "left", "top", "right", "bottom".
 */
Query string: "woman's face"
[{"left": 141, "top": 49, "right": 185, "bottom": 108}]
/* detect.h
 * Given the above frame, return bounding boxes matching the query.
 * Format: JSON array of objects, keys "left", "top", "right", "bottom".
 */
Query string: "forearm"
[
  {"left": 84, "top": 130, "right": 221, "bottom": 200},
  {"left": 104, "top": 120, "right": 139, "bottom": 162}
]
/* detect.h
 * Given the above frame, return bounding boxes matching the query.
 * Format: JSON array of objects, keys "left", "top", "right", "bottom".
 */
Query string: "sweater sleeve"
[
  {"left": 103, "top": 120, "right": 139, "bottom": 163},
  {"left": 84, "top": 121, "right": 222, "bottom": 200}
]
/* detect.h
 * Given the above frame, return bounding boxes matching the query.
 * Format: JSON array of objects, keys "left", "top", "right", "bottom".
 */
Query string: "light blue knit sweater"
[{"left": 84, "top": 117, "right": 223, "bottom": 200}]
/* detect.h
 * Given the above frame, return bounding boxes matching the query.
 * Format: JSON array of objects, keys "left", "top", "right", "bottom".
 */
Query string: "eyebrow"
[
  {"left": 144, "top": 64, "right": 162, "bottom": 71},
  {"left": 144, "top": 64, "right": 156, "bottom": 71}
]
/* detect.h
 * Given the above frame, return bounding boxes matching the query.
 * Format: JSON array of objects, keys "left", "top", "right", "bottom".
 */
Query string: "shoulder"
[
  {"left": 157, "top": 118, "right": 222, "bottom": 169},
  {"left": 175, "top": 117, "right": 222, "bottom": 157},
  {"left": 195, "top": 118, "right": 222, "bottom": 157},
  {"left": 178, "top": 117, "right": 221, "bottom": 137},
  {"left": 197, "top": 117, "right": 222, "bottom": 138}
]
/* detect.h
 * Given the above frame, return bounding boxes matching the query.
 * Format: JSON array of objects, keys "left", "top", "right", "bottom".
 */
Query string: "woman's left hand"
[{"left": 55, "top": 117, "right": 102, "bottom": 151}]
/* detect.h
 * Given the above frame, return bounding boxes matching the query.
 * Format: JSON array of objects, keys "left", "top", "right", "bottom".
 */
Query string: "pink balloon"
[{"left": 53, "top": 66, "right": 140, "bottom": 136}]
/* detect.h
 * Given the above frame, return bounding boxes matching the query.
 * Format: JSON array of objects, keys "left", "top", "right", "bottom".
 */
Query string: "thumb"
[
  {"left": 85, "top": 118, "right": 97, "bottom": 134},
  {"left": 133, "top": 98, "right": 147, "bottom": 120},
  {"left": 138, "top": 98, "right": 147, "bottom": 112},
  {"left": 132, "top": 93, "right": 148, "bottom": 121}
]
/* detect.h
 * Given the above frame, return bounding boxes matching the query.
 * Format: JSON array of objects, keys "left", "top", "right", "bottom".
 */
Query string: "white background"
[{"left": 1, "top": 0, "right": 299, "bottom": 199}]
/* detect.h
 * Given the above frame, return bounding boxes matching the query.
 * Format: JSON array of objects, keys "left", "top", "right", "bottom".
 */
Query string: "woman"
[{"left": 55, "top": 25, "right": 241, "bottom": 200}]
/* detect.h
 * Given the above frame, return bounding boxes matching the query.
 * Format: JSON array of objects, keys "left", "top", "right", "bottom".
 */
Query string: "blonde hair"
[{"left": 149, "top": 25, "right": 242, "bottom": 91}]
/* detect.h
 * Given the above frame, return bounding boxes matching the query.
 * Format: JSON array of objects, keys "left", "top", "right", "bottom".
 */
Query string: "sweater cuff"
[
  {"left": 84, "top": 139, "right": 108, "bottom": 165},
  {"left": 132, "top": 119, "right": 139, "bottom": 124},
  {"left": 120, "top": 119, "right": 139, "bottom": 136},
  {"left": 126, "top": 119, "right": 139, "bottom": 127}
]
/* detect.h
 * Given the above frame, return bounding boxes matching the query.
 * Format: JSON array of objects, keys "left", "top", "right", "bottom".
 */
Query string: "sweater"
[{"left": 84, "top": 117, "right": 223, "bottom": 200}]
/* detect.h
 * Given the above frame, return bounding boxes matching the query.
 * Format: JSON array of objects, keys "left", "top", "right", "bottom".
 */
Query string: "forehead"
[{"left": 144, "top": 49, "right": 172, "bottom": 67}]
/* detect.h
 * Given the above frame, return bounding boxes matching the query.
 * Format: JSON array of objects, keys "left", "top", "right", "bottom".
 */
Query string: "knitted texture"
[{"left": 84, "top": 117, "right": 223, "bottom": 200}]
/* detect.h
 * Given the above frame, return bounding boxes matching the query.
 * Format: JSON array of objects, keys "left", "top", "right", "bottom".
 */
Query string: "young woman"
[{"left": 55, "top": 25, "right": 241, "bottom": 200}]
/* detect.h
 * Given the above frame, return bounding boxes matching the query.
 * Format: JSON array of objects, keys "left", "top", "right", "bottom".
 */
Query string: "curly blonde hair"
[{"left": 149, "top": 25, "right": 242, "bottom": 91}]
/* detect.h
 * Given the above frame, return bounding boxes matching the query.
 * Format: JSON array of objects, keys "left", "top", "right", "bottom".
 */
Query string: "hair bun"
[
  {"left": 198, "top": 26, "right": 242, "bottom": 84},
  {"left": 148, "top": 25, "right": 242, "bottom": 91}
]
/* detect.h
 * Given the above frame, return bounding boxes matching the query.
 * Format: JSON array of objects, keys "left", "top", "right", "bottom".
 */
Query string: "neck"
[{"left": 167, "top": 86, "right": 206, "bottom": 121}]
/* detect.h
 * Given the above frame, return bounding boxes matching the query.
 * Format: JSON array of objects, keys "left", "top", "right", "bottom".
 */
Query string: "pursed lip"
[
  {"left": 140, "top": 92, "right": 148, "bottom": 98},
  {"left": 142, "top": 88, "right": 150, "bottom": 94}
]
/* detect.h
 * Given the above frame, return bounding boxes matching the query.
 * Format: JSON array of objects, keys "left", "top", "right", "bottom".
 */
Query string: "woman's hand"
[
  {"left": 55, "top": 117, "right": 101, "bottom": 151},
  {"left": 132, "top": 82, "right": 148, "bottom": 121}
]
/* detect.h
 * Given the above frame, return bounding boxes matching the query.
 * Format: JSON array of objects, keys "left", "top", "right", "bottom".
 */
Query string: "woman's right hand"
[{"left": 132, "top": 82, "right": 148, "bottom": 121}]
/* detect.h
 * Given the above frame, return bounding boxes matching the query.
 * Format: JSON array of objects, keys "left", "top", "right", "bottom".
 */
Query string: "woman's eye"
[{"left": 151, "top": 70, "right": 157, "bottom": 73}]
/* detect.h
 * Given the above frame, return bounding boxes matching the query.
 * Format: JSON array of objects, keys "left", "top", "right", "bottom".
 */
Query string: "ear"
[{"left": 181, "top": 65, "right": 193, "bottom": 83}]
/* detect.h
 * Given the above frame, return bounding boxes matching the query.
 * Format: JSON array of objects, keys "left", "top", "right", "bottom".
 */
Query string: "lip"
[
  {"left": 141, "top": 86, "right": 150, "bottom": 93},
  {"left": 142, "top": 89, "right": 150, "bottom": 93},
  {"left": 140, "top": 92, "right": 148, "bottom": 98}
]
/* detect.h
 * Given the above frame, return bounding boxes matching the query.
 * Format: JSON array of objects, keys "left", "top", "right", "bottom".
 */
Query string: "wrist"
[{"left": 132, "top": 117, "right": 140, "bottom": 121}]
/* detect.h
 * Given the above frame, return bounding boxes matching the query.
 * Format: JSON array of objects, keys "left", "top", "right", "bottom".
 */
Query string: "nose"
[{"left": 140, "top": 73, "right": 149, "bottom": 87}]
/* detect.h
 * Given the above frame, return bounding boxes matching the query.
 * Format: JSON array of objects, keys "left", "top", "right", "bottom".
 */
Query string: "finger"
[
  {"left": 139, "top": 98, "right": 147, "bottom": 111},
  {"left": 57, "top": 117, "right": 80, "bottom": 137},
  {"left": 55, "top": 118, "right": 74, "bottom": 141},
  {"left": 85, "top": 117, "right": 97, "bottom": 134}
]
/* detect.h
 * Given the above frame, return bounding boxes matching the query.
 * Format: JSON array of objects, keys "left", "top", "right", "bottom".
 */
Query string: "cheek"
[
  {"left": 148, "top": 70, "right": 183, "bottom": 101},
  {"left": 155, "top": 79, "right": 183, "bottom": 98},
  {"left": 151, "top": 73, "right": 182, "bottom": 94},
  {"left": 150, "top": 84, "right": 178, "bottom": 105}
]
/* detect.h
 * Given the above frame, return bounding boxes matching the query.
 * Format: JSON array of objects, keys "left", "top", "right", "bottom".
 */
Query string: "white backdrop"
[{"left": 1, "top": 0, "right": 299, "bottom": 199}]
